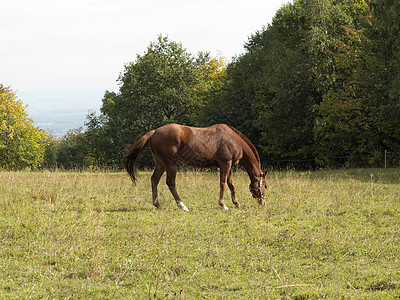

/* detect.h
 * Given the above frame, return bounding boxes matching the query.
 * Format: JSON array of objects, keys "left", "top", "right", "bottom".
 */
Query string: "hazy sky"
[
  {"left": 2, "top": 0, "right": 290, "bottom": 133},
  {"left": 2, "top": 0, "right": 289, "bottom": 92}
]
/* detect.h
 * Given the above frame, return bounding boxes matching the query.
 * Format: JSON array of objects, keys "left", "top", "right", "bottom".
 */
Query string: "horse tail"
[{"left": 124, "top": 130, "right": 156, "bottom": 184}]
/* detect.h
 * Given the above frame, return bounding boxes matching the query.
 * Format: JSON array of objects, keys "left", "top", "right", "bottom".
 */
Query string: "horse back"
[{"left": 150, "top": 124, "right": 244, "bottom": 167}]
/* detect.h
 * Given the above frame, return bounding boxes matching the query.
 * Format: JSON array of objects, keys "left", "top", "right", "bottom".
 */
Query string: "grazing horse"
[{"left": 124, "top": 124, "right": 267, "bottom": 211}]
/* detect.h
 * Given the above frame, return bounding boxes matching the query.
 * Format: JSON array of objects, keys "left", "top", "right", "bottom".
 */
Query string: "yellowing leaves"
[
  {"left": 196, "top": 56, "right": 228, "bottom": 95},
  {"left": 0, "top": 84, "right": 48, "bottom": 169}
]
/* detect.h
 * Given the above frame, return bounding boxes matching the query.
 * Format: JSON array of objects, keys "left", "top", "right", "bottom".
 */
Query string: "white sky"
[
  {"left": 2, "top": 0, "right": 289, "bottom": 93},
  {"left": 2, "top": 0, "right": 290, "bottom": 135}
]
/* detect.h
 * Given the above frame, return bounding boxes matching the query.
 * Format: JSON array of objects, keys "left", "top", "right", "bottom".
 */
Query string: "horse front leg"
[{"left": 218, "top": 162, "right": 232, "bottom": 210}]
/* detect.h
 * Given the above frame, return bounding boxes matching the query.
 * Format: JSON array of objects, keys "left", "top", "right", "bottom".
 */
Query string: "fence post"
[{"left": 384, "top": 150, "right": 387, "bottom": 169}]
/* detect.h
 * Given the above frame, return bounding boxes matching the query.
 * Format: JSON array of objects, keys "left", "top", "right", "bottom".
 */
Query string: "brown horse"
[{"left": 124, "top": 124, "right": 267, "bottom": 211}]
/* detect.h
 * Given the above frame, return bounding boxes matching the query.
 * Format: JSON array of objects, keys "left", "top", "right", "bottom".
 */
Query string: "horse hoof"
[
  {"left": 222, "top": 205, "right": 229, "bottom": 210},
  {"left": 178, "top": 202, "right": 189, "bottom": 212}
]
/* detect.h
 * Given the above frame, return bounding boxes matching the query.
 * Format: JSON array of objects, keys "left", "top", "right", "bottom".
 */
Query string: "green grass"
[{"left": 0, "top": 169, "right": 399, "bottom": 299}]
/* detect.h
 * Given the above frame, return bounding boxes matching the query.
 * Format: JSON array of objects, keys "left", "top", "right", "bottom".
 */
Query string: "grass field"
[{"left": 0, "top": 168, "right": 399, "bottom": 299}]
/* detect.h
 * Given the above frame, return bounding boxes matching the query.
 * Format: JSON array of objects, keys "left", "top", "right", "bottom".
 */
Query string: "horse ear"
[{"left": 263, "top": 168, "right": 268, "bottom": 177}]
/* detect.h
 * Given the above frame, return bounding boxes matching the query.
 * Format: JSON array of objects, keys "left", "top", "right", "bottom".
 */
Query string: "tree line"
[{"left": 1, "top": 0, "right": 399, "bottom": 170}]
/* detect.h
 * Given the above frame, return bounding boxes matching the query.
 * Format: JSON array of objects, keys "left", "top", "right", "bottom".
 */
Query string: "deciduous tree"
[
  {"left": 0, "top": 85, "right": 47, "bottom": 169},
  {"left": 100, "top": 36, "right": 202, "bottom": 166}
]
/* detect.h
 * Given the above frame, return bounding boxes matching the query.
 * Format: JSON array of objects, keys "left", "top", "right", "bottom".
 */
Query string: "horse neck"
[{"left": 240, "top": 146, "right": 261, "bottom": 182}]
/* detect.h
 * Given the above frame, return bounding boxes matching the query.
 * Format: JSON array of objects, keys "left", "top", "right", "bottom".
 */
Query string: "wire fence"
[
  {"left": 383, "top": 150, "right": 399, "bottom": 169},
  {"left": 272, "top": 150, "right": 400, "bottom": 170}
]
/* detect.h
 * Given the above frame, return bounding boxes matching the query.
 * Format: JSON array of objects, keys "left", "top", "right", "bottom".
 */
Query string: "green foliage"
[
  {"left": 0, "top": 85, "right": 48, "bottom": 169},
  {"left": 83, "top": 111, "right": 109, "bottom": 168},
  {"left": 42, "top": 133, "right": 60, "bottom": 169},
  {"left": 368, "top": 0, "right": 400, "bottom": 152},
  {"left": 36, "top": 0, "right": 400, "bottom": 170},
  {"left": 75, "top": 36, "right": 230, "bottom": 169},
  {"left": 107, "top": 37, "right": 198, "bottom": 128},
  {"left": 194, "top": 52, "right": 228, "bottom": 126},
  {"left": 313, "top": 19, "right": 376, "bottom": 167},
  {"left": 98, "top": 36, "right": 204, "bottom": 167},
  {"left": 117, "top": 35, "right": 199, "bottom": 128},
  {"left": 56, "top": 128, "right": 86, "bottom": 169},
  {"left": 311, "top": 0, "right": 400, "bottom": 167},
  {"left": 205, "top": 0, "right": 399, "bottom": 169}
]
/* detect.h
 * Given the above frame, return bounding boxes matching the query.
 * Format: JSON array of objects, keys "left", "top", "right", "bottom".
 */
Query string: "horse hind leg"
[
  {"left": 227, "top": 169, "right": 240, "bottom": 208},
  {"left": 165, "top": 164, "right": 189, "bottom": 211},
  {"left": 151, "top": 160, "right": 165, "bottom": 209}
]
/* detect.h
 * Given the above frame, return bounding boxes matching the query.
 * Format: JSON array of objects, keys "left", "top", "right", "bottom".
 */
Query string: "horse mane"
[{"left": 226, "top": 125, "right": 260, "bottom": 166}]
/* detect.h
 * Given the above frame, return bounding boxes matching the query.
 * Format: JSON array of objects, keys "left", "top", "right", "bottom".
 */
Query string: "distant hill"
[
  {"left": 28, "top": 108, "right": 95, "bottom": 137},
  {"left": 18, "top": 88, "right": 112, "bottom": 137}
]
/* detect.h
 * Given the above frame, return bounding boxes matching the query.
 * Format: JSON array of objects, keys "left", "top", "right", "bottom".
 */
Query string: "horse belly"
[{"left": 178, "top": 144, "right": 218, "bottom": 168}]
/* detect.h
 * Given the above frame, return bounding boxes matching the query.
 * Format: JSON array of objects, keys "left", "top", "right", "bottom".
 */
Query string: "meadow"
[{"left": 0, "top": 168, "right": 399, "bottom": 299}]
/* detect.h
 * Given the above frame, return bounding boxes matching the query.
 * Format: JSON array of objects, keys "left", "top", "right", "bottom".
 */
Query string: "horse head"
[{"left": 249, "top": 169, "right": 267, "bottom": 205}]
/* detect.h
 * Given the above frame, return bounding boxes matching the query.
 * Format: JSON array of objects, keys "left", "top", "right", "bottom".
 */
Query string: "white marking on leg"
[
  {"left": 219, "top": 199, "right": 229, "bottom": 210},
  {"left": 178, "top": 202, "right": 189, "bottom": 212}
]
